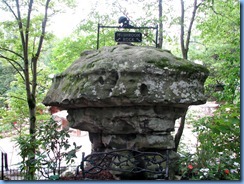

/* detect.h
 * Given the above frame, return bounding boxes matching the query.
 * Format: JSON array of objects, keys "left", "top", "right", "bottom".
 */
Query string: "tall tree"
[
  {"left": 180, "top": 0, "right": 203, "bottom": 59},
  {"left": 158, "top": 0, "right": 163, "bottom": 48},
  {"left": 175, "top": 0, "right": 204, "bottom": 152},
  {"left": 0, "top": 0, "right": 51, "bottom": 179},
  {"left": 0, "top": 0, "right": 75, "bottom": 179}
]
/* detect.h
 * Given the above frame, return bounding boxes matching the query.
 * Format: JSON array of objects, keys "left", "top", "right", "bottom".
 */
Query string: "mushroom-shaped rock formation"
[
  {"left": 44, "top": 45, "right": 208, "bottom": 108},
  {"left": 43, "top": 45, "right": 209, "bottom": 179}
]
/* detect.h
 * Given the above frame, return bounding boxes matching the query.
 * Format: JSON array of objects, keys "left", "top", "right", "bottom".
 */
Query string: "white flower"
[
  {"left": 230, "top": 155, "right": 235, "bottom": 159},
  {"left": 233, "top": 162, "right": 240, "bottom": 167},
  {"left": 200, "top": 168, "right": 209, "bottom": 172},
  {"left": 203, "top": 172, "right": 208, "bottom": 176},
  {"left": 230, "top": 169, "right": 238, "bottom": 174},
  {"left": 225, "top": 108, "right": 231, "bottom": 112}
]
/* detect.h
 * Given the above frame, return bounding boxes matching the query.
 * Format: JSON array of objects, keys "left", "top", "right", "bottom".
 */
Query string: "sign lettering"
[{"left": 115, "top": 31, "right": 142, "bottom": 43}]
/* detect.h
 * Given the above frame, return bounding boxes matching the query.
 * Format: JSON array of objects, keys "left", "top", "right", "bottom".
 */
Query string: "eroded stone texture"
[
  {"left": 67, "top": 106, "right": 186, "bottom": 134},
  {"left": 43, "top": 45, "right": 208, "bottom": 108},
  {"left": 43, "top": 45, "right": 209, "bottom": 179},
  {"left": 102, "top": 133, "right": 175, "bottom": 150}
]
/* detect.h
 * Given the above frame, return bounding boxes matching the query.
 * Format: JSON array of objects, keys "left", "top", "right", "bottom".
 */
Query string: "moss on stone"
[
  {"left": 146, "top": 58, "right": 169, "bottom": 69},
  {"left": 146, "top": 55, "right": 209, "bottom": 75},
  {"left": 176, "top": 63, "right": 209, "bottom": 74},
  {"left": 43, "top": 45, "right": 209, "bottom": 108}
]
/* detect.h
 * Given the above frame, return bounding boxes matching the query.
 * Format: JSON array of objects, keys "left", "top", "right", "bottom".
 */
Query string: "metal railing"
[
  {"left": 0, "top": 146, "right": 9, "bottom": 180},
  {"left": 76, "top": 149, "right": 170, "bottom": 180},
  {"left": 97, "top": 23, "right": 158, "bottom": 49},
  {"left": 0, "top": 145, "right": 80, "bottom": 180}
]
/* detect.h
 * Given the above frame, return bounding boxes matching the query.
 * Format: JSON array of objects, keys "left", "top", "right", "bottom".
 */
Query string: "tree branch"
[
  {"left": 180, "top": 0, "right": 186, "bottom": 59},
  {"left": 9, "top": 95, "right": 26, "bottom": 102},
  {"left": 0, "top": 47, "right": 24, "bottom": 60},
  {"left": 31, "top": 0, "right": 51, "bottom": 97},
  {"left": 174, "top": 112, "right": 187, "bottom": 152},
  {"left": 0, "top": 54, "right": 25, "bottom": 81},
  {"left": 158, "top": 0, "right": 163, "bottom": 49},
  {"left": 180, "top": 0, "right": 204, "bottom": 60},
  {"left": 37, "top": 0, "right": 51, "bottom": 57},
  {"left": 185, "top": 0, "right": 198, "bottom": 59},
  {"left": 25, "top": 0, "right": 33, "bottom": 61},
  {"left": 2, "top": 0, "right": 18, "bottom": 20},
  {"left": 15, "top": 0, "right": 26, "bottom": 58},
  {"left": 15, "top": 0, "right": 31, "bottom": 99}
]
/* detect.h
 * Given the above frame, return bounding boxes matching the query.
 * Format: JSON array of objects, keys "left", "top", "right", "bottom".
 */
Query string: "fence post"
[
  {"left": 1, "top": 146, "right": 8, "bottom": 180},
  {"left": 1, "top": 152, "right": 4, "bottom": 180},
  {"left": 81, "top": 152, "right": 85, "bottom": 178}
]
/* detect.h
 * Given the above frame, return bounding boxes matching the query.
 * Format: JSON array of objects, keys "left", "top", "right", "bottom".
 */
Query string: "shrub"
[
  {"left": 15, "top": 118, "right": 82, "bottom": 180},
  {"left": 177, "top": 104, "right": 240, "bottom": 180}
]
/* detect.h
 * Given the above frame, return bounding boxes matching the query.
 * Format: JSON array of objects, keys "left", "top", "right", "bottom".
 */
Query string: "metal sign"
[
  {"left": 96, "top": 16, "right": 158, "bottom": 49},
  {"left": 115, "top": 31, "right": 142, "bottom": 43}
]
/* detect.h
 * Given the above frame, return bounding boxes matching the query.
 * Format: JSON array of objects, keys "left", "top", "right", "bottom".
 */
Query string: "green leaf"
[{"left": 49, "top": 175, "right": 60, "bottom": 180}]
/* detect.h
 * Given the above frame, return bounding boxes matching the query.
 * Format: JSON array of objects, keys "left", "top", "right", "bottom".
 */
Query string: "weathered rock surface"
[
  {"left": 43, "top": 45, "right": 209, "bottom": 108},
  {"left": 67, "top": 106, "right": 186, "bottom": 134},
  {"left": 43, "top": 45, "right": 209, "bottom": 179}
]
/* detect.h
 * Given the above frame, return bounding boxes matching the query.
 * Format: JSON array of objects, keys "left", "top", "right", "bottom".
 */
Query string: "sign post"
[{"left": 97, "top": 16, "right": 158, "bottom": 49}]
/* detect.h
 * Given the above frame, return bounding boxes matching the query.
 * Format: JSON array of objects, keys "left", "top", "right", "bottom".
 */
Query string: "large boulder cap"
[{"left": 43, "top": 45, "right": 209, "bottom": 109}]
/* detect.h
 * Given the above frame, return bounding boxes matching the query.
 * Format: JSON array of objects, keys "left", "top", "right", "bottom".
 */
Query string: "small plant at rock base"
[
  {"left": 16, "top": 118, "right": 82, "bottom": 180},
  {"left": 36, "top": 118, "right": 82, "bottom": 179},
  {"left": 15, "top": 133, "right": 41, "bottom": 180}
]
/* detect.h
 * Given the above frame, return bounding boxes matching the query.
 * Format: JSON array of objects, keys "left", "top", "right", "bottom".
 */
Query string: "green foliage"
[
  {"left": 177, "top": 103, "right": 240, "bottom": 180},
  {"left": 15, "top": 118, "right": 82, "bottom": 180},
  {"left": 49, "top": 35, "right": 95, "bottom": 73},
  {"left": 193, "top": 0, "right": 240, "bottom": 104},
  {"left": 0, "top": 122, "right": 13, "bottom": 139},
  {"left": 14, "top": 133, "right": 40, "bottom": 180},
  {"left": 0, "top": 64, "right": 51, "bottom": 136},
  {"left": 0, "top": 63, "right": 15, "bottom": 106},
  {"left": 0, "top": 75, "right": 29, "bottom": 137},
  {"left": 176, "top": 1, "right": 240, "bottom": 180},
  {"left": 49, "top": 3, "right": 162, "bottom": 74},
  {"left": 178, "top": 151, "right": 240, "bottom": 180},
  {"left": 197, "top": 0, "right": 240, "bottom": 46},
  {"left": 195, "top": 104, "right": 240, "bottom": 161},
  {"left": 36, "top": 118, "right": 81, "bottom": 179},
  {"left": 49, "top": 13, "right": 117, "bottom": 73}
]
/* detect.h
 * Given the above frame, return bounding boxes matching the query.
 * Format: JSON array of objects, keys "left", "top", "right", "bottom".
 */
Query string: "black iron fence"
[
  {"left": 76, "top": 149, "right": 170, "bottom": 180},
  {"left": 0, "top": 146, "right": 9, "bottom": 180}
]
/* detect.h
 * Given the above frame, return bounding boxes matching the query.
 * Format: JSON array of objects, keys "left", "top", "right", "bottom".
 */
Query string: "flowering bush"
[
  {"left": 177, "top": 104, "right": 240, "bottom": 180},
  {"left": 177, "top": 151, "right": 240, "bottom": 180}
]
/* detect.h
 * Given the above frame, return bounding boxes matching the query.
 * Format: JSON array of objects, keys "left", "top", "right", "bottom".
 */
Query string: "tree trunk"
[
  {"left": 158, "top": 0, "right": 163, "bottom": 49},
  {"left": 174, "top": 113, "right": 186, "bottom": 152},
  {"left": 180, "top": 0, "right": 187, "bottom": 59},
  {"left": 1, "top": 0, "right": 50, "bottom": 179},
  {"left": 180, "top": 0, "right": 199, "bottom": 60},
  {"left": 27, "top": 95, "right": 36, "bottom": 180},
  {"left": 176, "top": 0, "right": 201, "bottom": 152}
]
